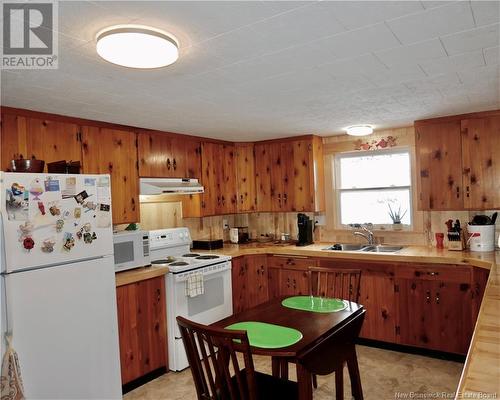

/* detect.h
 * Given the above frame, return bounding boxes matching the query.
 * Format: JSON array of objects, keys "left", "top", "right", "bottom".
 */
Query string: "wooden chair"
[
  {"left": 308, "top": 266, "right": 362, "bottom": 303},
  {"left": 308, "top": 267, "right": 362, "bottom": 391},
  {"left": 298, "top": 310, "right": 366, "bottom": 400},
  {"left": 177, "top": 316, "right": 298, "bottom": 400}
]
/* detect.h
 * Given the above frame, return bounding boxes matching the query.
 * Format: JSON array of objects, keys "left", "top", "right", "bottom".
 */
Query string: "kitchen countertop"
[
  {"left": 117, "top": 242, "right": 500, "bottom": 397},
  {"left": 115, "top": 265, "right": 169, "bottom": 287}
]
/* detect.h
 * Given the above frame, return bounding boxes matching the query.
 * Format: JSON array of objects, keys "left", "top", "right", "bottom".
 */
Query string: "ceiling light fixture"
[
  {"left": 96, "top": 25, "right": 179, "bottom": 69},
  {"left": 345, "top": 125, "right": 374, "bottom": 136}
]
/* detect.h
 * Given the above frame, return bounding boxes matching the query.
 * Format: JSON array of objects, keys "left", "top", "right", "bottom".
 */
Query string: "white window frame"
[{"left": 334, "top": 148, "right": 414, "bottom": 230}]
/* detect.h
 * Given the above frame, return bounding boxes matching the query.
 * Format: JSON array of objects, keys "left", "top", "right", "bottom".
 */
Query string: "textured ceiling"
[{"left": 1, "top": 1, "right": 499, "bottom": 141}]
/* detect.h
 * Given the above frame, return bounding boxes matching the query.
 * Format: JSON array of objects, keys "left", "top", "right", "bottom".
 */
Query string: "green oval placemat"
[
  {"left": 282, "top": 296, "right": 348, "bottom": 313},
  {"left": 225, "top": 321, "right": 302, "bottom": 348}
]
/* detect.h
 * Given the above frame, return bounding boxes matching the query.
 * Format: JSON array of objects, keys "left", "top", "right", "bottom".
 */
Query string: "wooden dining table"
[{"left": 213, "top": 297, "right": 365, "bottom": 400}]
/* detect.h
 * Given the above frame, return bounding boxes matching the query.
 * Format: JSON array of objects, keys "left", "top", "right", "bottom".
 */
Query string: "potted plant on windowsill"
[{"left": 388, "top": 204, "right": 407, "bottom": 231}]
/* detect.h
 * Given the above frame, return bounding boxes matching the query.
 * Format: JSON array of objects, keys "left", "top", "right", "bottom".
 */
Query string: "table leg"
[
  {"left": 346, "top": 346, "right": 363, "bottom": 400},
  {"left": 296, "top": 363, "right": 313, "bottom": 400},
  {"left": 272, "top": 357, "right": 280, "bottom": 377}
]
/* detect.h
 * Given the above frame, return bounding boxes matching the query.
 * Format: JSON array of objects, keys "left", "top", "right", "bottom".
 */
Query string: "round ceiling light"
[
  {"left": 345, "top": 125, "right": 374, "bottom": 136},
  {"left": 96, "top": 25, "right": 179, "bottom": 69}
]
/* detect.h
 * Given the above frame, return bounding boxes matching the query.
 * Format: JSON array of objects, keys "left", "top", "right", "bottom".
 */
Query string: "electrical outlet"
[
  {"left": 315, "top": 214, "right": 326, "bottom": 226},
  {"left": 223, "top": 219, "right": 229, "bottom": 230}
]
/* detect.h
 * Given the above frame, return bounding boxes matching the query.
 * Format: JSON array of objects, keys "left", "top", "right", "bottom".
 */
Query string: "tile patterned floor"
[{"left": 124, "top": 345, "right": 463, "bottom": 400}]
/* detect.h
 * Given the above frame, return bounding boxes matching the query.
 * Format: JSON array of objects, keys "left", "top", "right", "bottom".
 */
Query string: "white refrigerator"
[{"left": 0, "top": 172, "right": 122, "bottom": 399}]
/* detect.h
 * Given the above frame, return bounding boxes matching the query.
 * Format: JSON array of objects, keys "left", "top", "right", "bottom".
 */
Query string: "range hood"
[{"left": 140, "top": 178, "right": 204, "bottom": 195}]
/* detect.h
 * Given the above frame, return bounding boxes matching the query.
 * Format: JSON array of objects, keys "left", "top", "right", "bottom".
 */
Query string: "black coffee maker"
[{"left": 297, "top": 213, "right": 314, "bottom": 246}]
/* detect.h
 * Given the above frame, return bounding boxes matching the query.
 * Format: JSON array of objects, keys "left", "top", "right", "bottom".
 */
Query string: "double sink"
[{"left": 324, "top": 243, "right": 404, "bottom": 253}]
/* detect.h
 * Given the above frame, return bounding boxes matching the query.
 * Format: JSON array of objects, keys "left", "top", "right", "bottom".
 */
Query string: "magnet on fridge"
[
  {"left": 62, "top": 210, "right": 71, "bottom": 220},
  {"left": 49, "top": 205, "right": 61, "bottom": 216},
  {"left": 63, "top": 233, "right": 75, "bottom": 251},
  {"left": 37, "top": 202, "right": 46, "bottom": 215},
  {"left": 23, "top": 237, "right": 35, "bottom": 251},
  {"left": 41, "top": 238, "right": 56, "bottom": 253},
  {"left": 29, "top": 179, "right": 44, "bottom": 200},
  {"left": 44, "top": 179, "right": 60, "bottom": 192},
  {"left": 91, "top": 232, "right": 97, "bottom": 240},
  {"left": 19, "top": 221, "right": 34, "bottom": 240},
  {"left": 83, "top": 201, "right": 97, "bottom": 211},
  {"left": 83, "top": 232, "right": 93, "bottom": 244},
  {"left": 74, "top": 191, "right": 89, "bottom": 204},
  {"left": 56, "top": 219, "right": 64, "bottom": 233},
  {"left": 74, "top": 207, "right": 82, "bottom": 219},
  {"left": 76, "top": 230, "right": 83, "bottom": 240},
  {"left": 83, "top": 223, "right": 91, "bottom": 232},
  {"left": 99, "top": 204, "right": 110, "bottom": 212},
  {"left": 11, "top": 183, "right": 24, "bottom": 196}
]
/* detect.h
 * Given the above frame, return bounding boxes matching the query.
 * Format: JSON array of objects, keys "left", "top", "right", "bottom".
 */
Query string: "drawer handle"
[{"left": 427, "top": 272, "right": 439, "bottom": 276}]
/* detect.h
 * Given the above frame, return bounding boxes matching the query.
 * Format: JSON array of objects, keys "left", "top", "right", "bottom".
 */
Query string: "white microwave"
[{"left": 113, "top": 230, "right": 151, "bottom": 272}]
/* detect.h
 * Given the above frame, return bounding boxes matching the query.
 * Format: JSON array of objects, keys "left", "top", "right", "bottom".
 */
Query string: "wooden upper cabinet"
[
  {"left": 200, "top": 142, "right": 236, "bottom": 216},
  {"left": 1, "top": 113, "right": 28, "bottom": 170},
  {"left": 415, "top": 121, "right": 463, "bottom": 210},
  {"left": 255, "top": 137, "right": 325, "bottom": 213},
  {"left": 137, "top": 130, "right": 201, "bottom": 179},
  {"left": 81, "top": 126, "right": 139, "bottom": 225},
  {"left": 254, "top": 143, "right": 273, "bottom": 212},
  {"left": 138, "top": 131, "right": 173, "bottom": 177},
  {"left": 221, "top": 144, "right": 237, "bottom": 214},
  {"left": 461, "top": 117, "right": 500, "bottom": 209},
  {"left": 235, "top": 143, "right": 256, "bottom": 212},
  {"left": 25, "top": 118, "right": 82, "bottom": 170},
  {"left": 293, "top": 138, "right": 326, "bottom": 212},
  {"left": 0, "top": 114, "right": 82, "bottom": 172}
]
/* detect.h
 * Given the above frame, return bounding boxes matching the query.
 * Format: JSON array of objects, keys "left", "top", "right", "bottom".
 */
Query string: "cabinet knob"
[
  {"left": 426, "top": 290, "right": 431, "bottom": 303},
  {"left": 166, "top": 158, "right": 171, "bottom": 170},
  {"left": 173, "top": 158, "right": 177, "bottom": 170},
  {"left": 427, "top": 271, "right": 439, "bottom": 276},
  {"left": 435, "top": 292, "right": 440, "bottom": 304}
]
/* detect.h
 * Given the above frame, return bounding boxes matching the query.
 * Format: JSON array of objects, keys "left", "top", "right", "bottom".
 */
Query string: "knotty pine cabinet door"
[
  {"left": 235, "top": 143, "right": 256, "bottom": 212},
  {"left": 461, "top": 116, "right": 500, "bottom": 209},
  {"left": 293, "top": 138, "right": 325, "bottom": 212},
  {"left": 231, "top": 255, "right": 269, "bottom": 313},
  {"left": 415, "top": 121, "right": 463, "bottom": 210},
  {"left": 0, "top": 114, "right": 82, "bottom": 172},
  {"left": 81, "top": 126, "right": 139, "bottom": 224},
  {"left": 396, "top": 265, "right": 473, "bottom": 354},
  {"left": 1, "top": 113, "right": 28, "bottom": 170},
  {"left": 200, "top": 143, "right": 236, "bottom": 216},
  {"left": 26, "top": 118, "right": 83, "bottom": 171},
  {"left": 221, "top": 144, "right": 237, "bottom": 214},
  {"left": 231, "top": 257, "right": 248, "bottom": 314},
  {"left": 254, "top": 143, "right": 273, "bottom": 212},
  {"left": 358, "top": 265, "right": 397, "bottom": 343},
  {"left": 246, "top": 255, "right": 269, "bottom": 308},
  {"left": 116, "top": 276, "right": 167, "bottom": 385},
  {"left": 137, "top": 131, "right": 173, "bottom": 177},
  {"left": 280, "top": 267, "right": 310, "bottom": 296},
  {"left": 138, "top": 131, "right": 201, "bottom": 179}
]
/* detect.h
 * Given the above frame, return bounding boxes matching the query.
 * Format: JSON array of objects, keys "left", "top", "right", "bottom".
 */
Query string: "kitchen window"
[{"left": 335, "top": 149, "right": 412, "bottom": 227}]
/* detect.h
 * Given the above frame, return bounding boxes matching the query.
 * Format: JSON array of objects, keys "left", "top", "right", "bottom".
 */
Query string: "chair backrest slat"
[
  {"left": 177, "top": 316, "right": 258, "bottom": 400},
  {"left": 308, "top": 267, "right": 362, "bottom": 303}
]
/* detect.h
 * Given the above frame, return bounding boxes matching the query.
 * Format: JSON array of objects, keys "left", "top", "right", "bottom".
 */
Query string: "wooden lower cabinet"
[
  {"left": 231, "top": 255, "right": 269, "bottom": 313},
  {"left": 396, "top": 264, "right": 474, "bottom": 354},
  {"left": 231, "top": 255, "right": 488, "bottom": 355},
  {"left": 116, "top": 276, "right": 167, "bottom": 385}
]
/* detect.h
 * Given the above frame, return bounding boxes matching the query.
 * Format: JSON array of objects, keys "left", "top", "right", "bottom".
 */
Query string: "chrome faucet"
[{"left": 352, "top": 224, "right": 375, "bottom": 245}]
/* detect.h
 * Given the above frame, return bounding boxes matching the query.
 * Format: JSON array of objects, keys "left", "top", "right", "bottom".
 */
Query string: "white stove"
[
  {"left": 149, "top": 228, "right": 233, "bottom": 371},
  {"left": 149, "top": 228, "right": 231, "bottom": 273}
]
